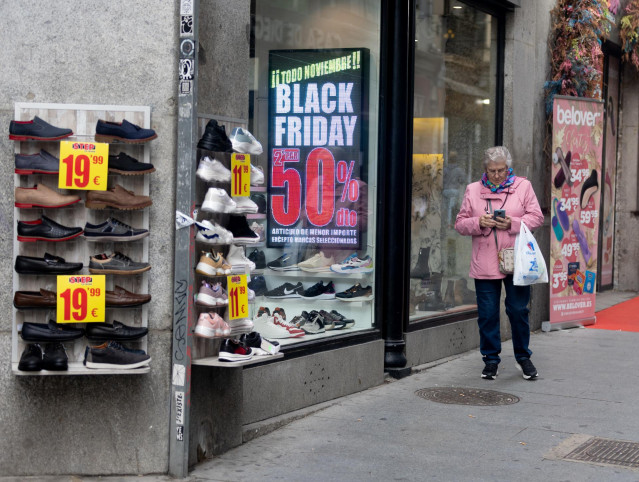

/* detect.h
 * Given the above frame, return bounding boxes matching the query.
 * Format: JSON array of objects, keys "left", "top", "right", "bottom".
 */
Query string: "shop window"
[
  {"left": 410, "top": 0, "right": 499, "bottom": 321},
  {"left": 246, "top": 0, "right": 381, "bottom": 345}
]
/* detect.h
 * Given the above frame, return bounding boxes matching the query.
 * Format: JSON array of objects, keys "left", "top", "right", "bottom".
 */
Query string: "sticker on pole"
[
  {"left": 231, "top": 153, "right": 251, "bottom": 197},
  {"left": 59, "top": 141, "right": 109, "bottom": 190},
  {"left": 227, "top": 274, "right": 248, "bottom": 320},
  {"left": 57, "top": 275, "right": 106, "bottom": 323}
]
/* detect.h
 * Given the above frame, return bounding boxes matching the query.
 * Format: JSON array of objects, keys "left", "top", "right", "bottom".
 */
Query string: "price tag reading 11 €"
[
  {"left": 58, "top": 140, "right": 109, "bottom": 191},
  {"left": 231, "top": 153, "right": 251, "bottom": 197},
  {"left": 57, "top": 275, "right": 105, "bottom": 323},
  {"left": 227, "top": 274, "right": 249, "bottom": 320}
]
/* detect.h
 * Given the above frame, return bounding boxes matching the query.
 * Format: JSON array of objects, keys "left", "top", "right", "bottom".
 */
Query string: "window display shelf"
[
  {"left": 246, "top": 214, "right": 266, "bottom": 220},
  {"left": 12, "top": 362, "right": 150, "bottom": 376},
  {"left": 192, "top": 353, "right": 283, "bottom": 367},
  {"left": 260, "top": 270, "right": 373, "bottom": 280}
]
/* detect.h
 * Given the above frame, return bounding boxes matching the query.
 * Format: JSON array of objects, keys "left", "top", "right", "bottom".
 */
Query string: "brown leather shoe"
[
  {"left": 85, "top": 184, "right": 152, "bottom": 210},
  {"left": 13, "top": 289, "right": 57, "bottom": 309},
  {"left": 15, "top": 184, "right": 80, "bottom": 208},
  {"left": 106, "top": 285, "right": 152, "bottom": 307}
]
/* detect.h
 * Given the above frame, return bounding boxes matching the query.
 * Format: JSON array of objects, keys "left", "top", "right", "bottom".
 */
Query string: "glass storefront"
[
  {"left": 246, "top": 0, "right": 381, "bottom": 345},
  {"left": 409, "top": 0, "right": 499, "bottom": 321}
]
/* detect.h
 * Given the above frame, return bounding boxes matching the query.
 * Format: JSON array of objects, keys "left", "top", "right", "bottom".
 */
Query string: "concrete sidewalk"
[{"left": 4, "top": 292, "right": 638, "bottom": 481}]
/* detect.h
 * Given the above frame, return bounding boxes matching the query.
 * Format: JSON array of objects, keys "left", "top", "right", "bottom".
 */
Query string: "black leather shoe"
[
  {"left": 21, "top": 320, "right": 84, "bottom": 342},
  {"left": 15, "top": 252, "right": 83, "bottom": 274},
  {"left": 18, "top": 344, "right": 43, "bottom": 371},
  {"left": 108, "top": 152, "right": 156, "bottom": 175},
  {"left": 17, "top": 216, "right": 83, "bottom": 242},
  {"left": 85, "top": 320, "right": 148, "bottom": 341},
  {"left": 42, "top": 343, "right": 68, "bottom": 370},
  {"left": 197, "top": 119, "right": 233, "bottom": 152},
  {"left": 9, "top": 116, "right": 73, "bottom": 141}
]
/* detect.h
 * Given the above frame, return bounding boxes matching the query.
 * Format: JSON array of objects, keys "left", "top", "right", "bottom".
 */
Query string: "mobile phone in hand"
[{"left": 493, "top": 209, "right": 506, "bottom": 219}]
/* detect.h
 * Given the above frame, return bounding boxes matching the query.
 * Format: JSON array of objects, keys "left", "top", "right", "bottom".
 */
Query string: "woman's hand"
[
  {"left": 479, "top": 214, "right": 497, "bottom": 229},
  {"left": 494, "top": 215, "right": 512, "bottom": 231}
]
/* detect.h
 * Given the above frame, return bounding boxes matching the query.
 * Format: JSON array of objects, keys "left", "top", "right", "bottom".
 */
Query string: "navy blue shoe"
[
  {"left": 95, "top": 119, "right": 157, "bottom": 144},
  {"left": 10, "top": 116, "right": 73, "bottom": 141}
]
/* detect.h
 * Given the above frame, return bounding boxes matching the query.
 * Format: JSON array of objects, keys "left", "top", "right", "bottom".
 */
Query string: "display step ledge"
[
  {"left": 192, "top": 352, "right": 283, "bottom": 367},
  {"left": 12, "top": 362, "right": 151, "bottom": 376},
  {"left": 256, "top": 269, "right": 373, "bottom": 280}
]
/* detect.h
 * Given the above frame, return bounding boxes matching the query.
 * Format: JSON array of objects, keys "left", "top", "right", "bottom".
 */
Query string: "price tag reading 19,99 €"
[
  {"left": 58, "top": 140, "right": 109, "bottom": 191},
  {"left": 57, "top": 275, "right": 106, "bottom": 323},
  {"left": 227, "top": 274, "right": 249, "bottom": 320},
  {"left": 231, "top": 153, "right": 251, "bottom": 197}
]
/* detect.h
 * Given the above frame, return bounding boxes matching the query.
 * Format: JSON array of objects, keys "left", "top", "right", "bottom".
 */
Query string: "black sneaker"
[
  {"left": 18, "top": 344, "right": 43, "bottom": 371},
  {"left": 219, "top": 338, "right": 252, "bottom": 362},
  {"left": 42, "top": 342, "right": 68, "bottom": 371},
  {"left": 84, "top": 341, "right": 151, "bottom": 369},
  {"left": 84, "top": 217, "right": 149, "bottom": 242},
  {"left": 301, "top": 311, "right": 325, "bottom": 334},
  {"left": 248, "top": 275, "right": 267, "bottom": 296},
  {"left": 335, "top": 283, "right": 373, "bottom": 301},
  {"left": 330, "top": 310, "right": 355, "bottom": 328},
  {"left": 265, "top": 282, "right": 303, "bottom": 299},
  {"left": 197, "top": 119, "right": 233, "bottom": 152},
  {"left": 302, "top": 281, "right": 336, "bottom": 300},
  {"left": 248, "top": 249, "right": 266, "bottom": 269},
  {"left": 319, "top": 310, "right": 346, "bottom": 329},
  {"left": 228, "top": 215, "right": 260, "bottom": 244},
  {"left": 108, "top": 152, "right": 155, "bottom": 175},
  {"left": 250, "top": 193, "right": 267, "bottom": 214},
  {"left": 273, "top": 307, "right": 287, "bottom": 320},
  {"left": 309, "top": 310, "right": 332, "bottom": 330},
  {"left": 291, "top": 311, "right": 310, "bottom": 328},
  {"left": 516, "top": 359, "right": 538, "bottom": 380},
  {"left": 481, "top": 362, "right": 499, "bottom": 380},
  {"left": 267, "top": 253, "right": 300, "bottom": 271}
]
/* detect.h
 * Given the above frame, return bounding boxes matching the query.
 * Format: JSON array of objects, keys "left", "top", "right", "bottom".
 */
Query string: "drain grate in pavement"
[
  {"left": 415, "top": 387, "right": 519, "bottom": 406},
  {"left": 564, "top": 437, "right": 639, "bottom": 468}
]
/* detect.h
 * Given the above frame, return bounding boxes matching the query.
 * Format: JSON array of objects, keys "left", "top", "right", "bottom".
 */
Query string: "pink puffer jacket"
[{"left": 455, "top": 177, "right": 544, "bottom": 279}]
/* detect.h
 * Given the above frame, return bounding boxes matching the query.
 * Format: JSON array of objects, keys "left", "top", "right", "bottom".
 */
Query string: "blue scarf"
[{"left": 481, "top": 168, "right": 515, "bottom": 193}]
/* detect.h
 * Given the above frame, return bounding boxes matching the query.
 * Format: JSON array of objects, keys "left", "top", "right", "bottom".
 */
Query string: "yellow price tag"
[
  {"left": 231, "top": 153, "right": 251, "bottom": 197},
  {"left": 57, "top": 275, "right": 106, "bottom": 323},
  {"left": 58, "top": 140, "right": 109, "bottom": 191},
  {"left": 227, "top": 274, "right": 249, "bottom": 320}
]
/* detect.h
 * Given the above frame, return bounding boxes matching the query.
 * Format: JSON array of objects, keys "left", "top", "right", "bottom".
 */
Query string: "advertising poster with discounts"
[
  {"left": 549, "top": 97, "right": 604, "bottom": 325},
  {"left": 267, "top": 48, "right": 369, "bottom": 248}
]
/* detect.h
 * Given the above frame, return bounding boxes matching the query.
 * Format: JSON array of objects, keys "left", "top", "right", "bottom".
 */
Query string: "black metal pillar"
[{"left": 377, "top": 0, "right": 414, "bottom": 375}]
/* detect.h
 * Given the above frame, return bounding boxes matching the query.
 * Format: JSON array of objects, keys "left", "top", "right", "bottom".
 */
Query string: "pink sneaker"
[
  {"left": 195, "top": 312, "right": 231, "bottom": 338},
  {"left": 195, "top": 281, "right": 228, "bottom": 307}
]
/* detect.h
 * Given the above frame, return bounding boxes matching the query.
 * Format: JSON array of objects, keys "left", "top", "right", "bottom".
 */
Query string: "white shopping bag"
[{"left": 513, "top": 221, "right": 548, "bottom": 286}]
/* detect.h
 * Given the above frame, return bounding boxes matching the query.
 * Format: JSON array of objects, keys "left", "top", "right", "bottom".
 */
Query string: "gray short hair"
[{"left": 483, "top": 146, "right": 512, "bottom": 168}]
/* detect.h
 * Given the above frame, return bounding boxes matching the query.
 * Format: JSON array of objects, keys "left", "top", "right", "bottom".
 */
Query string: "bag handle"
[{"left": 488, "top": 199, "right": 499, "bottom": 250}]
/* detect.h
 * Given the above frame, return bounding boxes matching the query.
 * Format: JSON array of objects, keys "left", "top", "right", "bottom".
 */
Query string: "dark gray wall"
[{"left": 0, "top": 0, "right": 178, "bottom": 475}]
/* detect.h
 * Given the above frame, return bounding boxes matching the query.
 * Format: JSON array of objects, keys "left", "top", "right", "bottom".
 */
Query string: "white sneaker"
[
  {"left": 250, "top": 222, "right": 265, "bottom": 242},
  {"left": 202, "top": 188, "right": 236, "bottom": 213},
  {"left": 226, "top": 244, "right": 256, "bottom": 273},
  {"left": 251, "top": 165, "right": 265, "bottom": 185},
  {"left": 195, "top": 219, "right": 233, "bottom": 244},
  {"left": 253, "top": 312, "right": 297, "bottom": 339},
  {"left": 228, "top": 318, "right": 254, "bottom": 336},
  {"left": 196, "top": 156, "right": 231, "bottom": 183},
  {"left": 330, "top": 253, "right": 374, "bottom": 274},
  {"left": 298, "top": 251, "right": 335, "bottom": 272},
  {"left": 230, "top": 127, "right": 263, "bottom": 155},
  {"left": 232, "top": 196, "right": 259, "bottom": 214}
]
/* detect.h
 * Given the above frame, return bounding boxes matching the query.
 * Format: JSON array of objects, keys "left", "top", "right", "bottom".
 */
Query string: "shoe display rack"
[{"left": 11, "top": 103, "right": 153, "bottom": 375}]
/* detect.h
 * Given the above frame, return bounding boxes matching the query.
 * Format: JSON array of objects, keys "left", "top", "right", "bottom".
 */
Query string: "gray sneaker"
[
  {"left": 84, "top": 218, "right": 149, "bottom": 242},
  {"left": 88, "top": 252, "right": 151, "bottom": 275},
  {"left": 15, "top": 149, "right": 60, "bottom": 175}
]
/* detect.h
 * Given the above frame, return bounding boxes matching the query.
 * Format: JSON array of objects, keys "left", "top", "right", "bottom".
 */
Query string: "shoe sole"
[
  {"left": 201, "top": 200, "right": 236, "bottom": 213},
  {"left": 88, "top": 266, "right": 151, "bottom": 275},
  {"left": 230, "top": 265, "right": 254, "bottom": 274},
  {"left": 15, "top": 199, "right": 80, "bottom": 209},
  {"left": 196, "top": 168, "right": 231, "bottom": 183},
  {"left": 232, "top": 237, "right": 260, "bottom": 244},
  {"left": 337, "top": 295, "right": 374, "bottom": 302},
  {"left": 299, "top": 266, "right": 332, "bottom": 272},
  {"left": 106, "top": 300, "right": 151, "bottom": 308},
  {"left": 109, "top": 167, "right": 156, "bottom": 175},
  {"left": 13, "top": 303, "right": 56, "bottom": 310},
  {"left": 84, "top": 232, "right": 149, "bottom": 242},
  {"left": 330, "top": 267, "right": 374, "bottom": 274},
  {"left": 481, "top": 372, "right": 498, "bottom": 380},
  {"left": 85, "top": 358, "right": 152, "bottom": 369},
  {"left": 516, "top": 363, "right": 538, "bottom": 380},
  {"left": 196, "top": 292, "right": 227, "bottom": 306},
  {"left": 196, "top": 234, "right": 232, "bottom": 244},
  {"left": 302, "top": 328, "right": 326, "bottom": 334},
  {"left": 85, "top": 200, "right": 153, "bottom": 210},
  {"left": 15, "top": 169, "right": 59, "bottom": 175},
  {"left": 219, "top": 353, "right": 253, "bottom": 362},
  {"left": 15, "top": 267, "right": 82, "bottom": 275},
  {"left": 265, "top": 293, "right": 302, "bottom": 299},
  {"left": 194, "top": 326, "right": 230, "bottom": 338},
  {"left": 10, "top": 133, "right": 73, "bottom": 141},
  {"left": 195, "top": 263, "right": 230, "bottom": 276},
  {"left": 94, "top": 134, "right": 158, "bottom": 144},
  {"left": 301, "top": 293, "right": 336, "bottom": 300},
  {"left": 17, "top": 231, "right": 84, "bottom": 242},
  {"left": 267, "top": 266, "right": 300, "bottom": 271}
]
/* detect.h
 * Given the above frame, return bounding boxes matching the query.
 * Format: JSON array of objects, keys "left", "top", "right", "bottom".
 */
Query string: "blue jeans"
[{"left": 474, "top": 276, "right": 532, "bottom": 364}]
